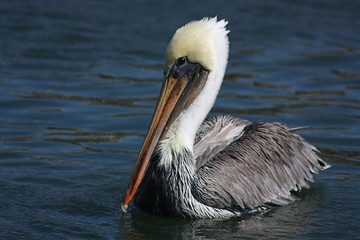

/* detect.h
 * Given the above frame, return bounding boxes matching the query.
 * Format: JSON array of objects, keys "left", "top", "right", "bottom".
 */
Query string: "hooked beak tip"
[{"left": 120, "top": 202, "right": 128, "bottom": 213}]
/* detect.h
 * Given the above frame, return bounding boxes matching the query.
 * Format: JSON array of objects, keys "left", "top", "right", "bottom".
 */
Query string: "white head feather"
[
  {"left": 159, "top": 17, "right": 230, "bottom": 168},
  {"left": 165, "top": 17, "right": 229, "bottom": 73}
]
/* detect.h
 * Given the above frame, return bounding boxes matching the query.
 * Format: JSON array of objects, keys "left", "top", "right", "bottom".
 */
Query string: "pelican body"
[{"left": 121, "top": 17, "right": 330, "bottom": 218}]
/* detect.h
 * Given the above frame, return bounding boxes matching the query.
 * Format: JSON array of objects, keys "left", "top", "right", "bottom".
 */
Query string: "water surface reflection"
[{"left": 122, "top": 187, "right": 325, "bottom": 240}]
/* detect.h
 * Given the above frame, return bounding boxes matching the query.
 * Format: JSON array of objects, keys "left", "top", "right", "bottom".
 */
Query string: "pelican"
[{"left": 120, "top": 17, "right": 330, "bottom": 218}]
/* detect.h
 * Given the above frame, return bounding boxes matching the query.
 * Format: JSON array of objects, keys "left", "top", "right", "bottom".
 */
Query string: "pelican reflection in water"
[{"left": 121, "top": 17, "right": 330, "bottom": 218}]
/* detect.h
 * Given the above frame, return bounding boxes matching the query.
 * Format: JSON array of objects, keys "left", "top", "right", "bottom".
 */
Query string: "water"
[{"left": 0, "top": 0, "right": 359, "bottom": 239}]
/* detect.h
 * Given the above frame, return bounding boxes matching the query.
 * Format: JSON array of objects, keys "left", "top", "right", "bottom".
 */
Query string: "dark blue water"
[{"left": 0, "top": 0, "right": 359, "bottom": 239}]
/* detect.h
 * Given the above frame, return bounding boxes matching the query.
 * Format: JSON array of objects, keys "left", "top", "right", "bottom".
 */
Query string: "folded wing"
[{"left": 192, "top": 116, "right": 330, "bottom": 211}]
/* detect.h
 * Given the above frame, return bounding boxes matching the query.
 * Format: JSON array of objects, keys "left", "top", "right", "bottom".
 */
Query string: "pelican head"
[
  {"left": 121, "top": 17, "right": 229, "bottom": 212},
  {"left": 165, "top": 17, "right": 229, "bottom": 75}
]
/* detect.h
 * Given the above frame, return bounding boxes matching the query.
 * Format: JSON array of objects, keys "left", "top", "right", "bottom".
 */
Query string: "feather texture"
[{"left": 192, "top": 116, "right": 330, "bottom": 211}]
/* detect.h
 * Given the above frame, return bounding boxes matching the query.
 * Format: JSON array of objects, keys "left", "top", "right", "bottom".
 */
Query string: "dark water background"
[{"left": 0, "top": 0, "right": 359, "bottom": 239}]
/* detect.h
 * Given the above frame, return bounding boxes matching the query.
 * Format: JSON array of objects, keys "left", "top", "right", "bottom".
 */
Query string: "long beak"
[
  {"left": 120, "top": 75, "right": 189, "bottom": 212},
  {"left": 120, "top": 61, "right": 208, "bottom": 212}
]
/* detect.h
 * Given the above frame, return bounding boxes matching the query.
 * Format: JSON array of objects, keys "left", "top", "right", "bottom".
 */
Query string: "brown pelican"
[{"left": 120, "top": 17, "right": 330, "bottom": 218}]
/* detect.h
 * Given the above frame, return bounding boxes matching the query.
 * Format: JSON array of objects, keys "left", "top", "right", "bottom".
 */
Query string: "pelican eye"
[
  {"left": 176, "top": 56, "right": 188, "bottom": 68},
  {"left": 169, "top": 56, "right": 190, "bottom": 79}
]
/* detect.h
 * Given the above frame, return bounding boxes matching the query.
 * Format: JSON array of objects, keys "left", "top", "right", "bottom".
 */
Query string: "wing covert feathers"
[{"left": 192, "top": 116, "right": 329, "bottom": 211}]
